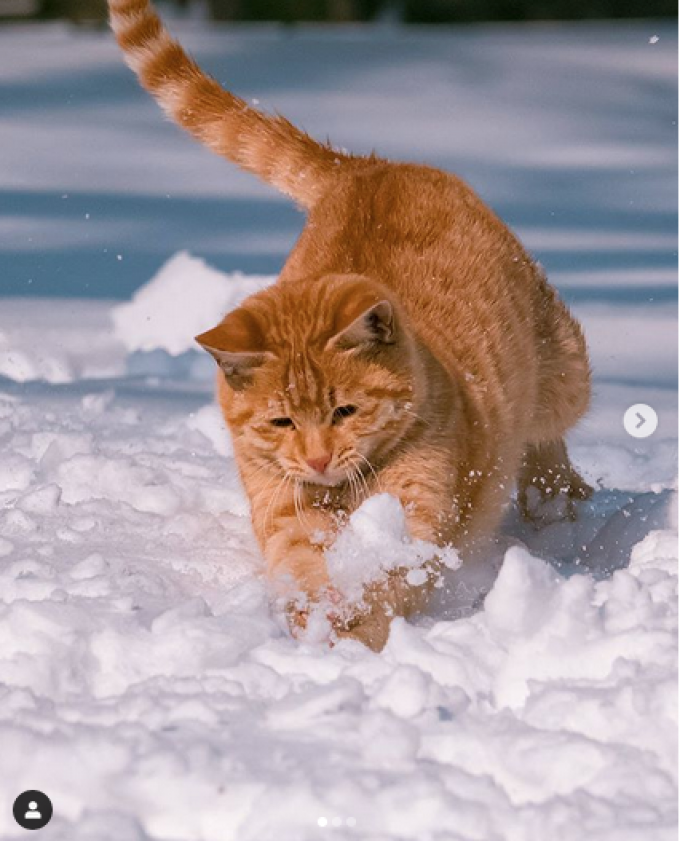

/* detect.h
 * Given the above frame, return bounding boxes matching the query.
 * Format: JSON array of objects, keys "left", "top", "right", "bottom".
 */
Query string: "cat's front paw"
[
  {"left": 286, "top": 603, "right": 310, "bottom": 638},
  {"left": 285, "top": 585, "right": 342, "bottom": 642},
  {"left": 286, "top": 591, "right": 392, "bottom": 652},
  {"left": 333, "top": 609, "right": 392, "bottom": 652}
]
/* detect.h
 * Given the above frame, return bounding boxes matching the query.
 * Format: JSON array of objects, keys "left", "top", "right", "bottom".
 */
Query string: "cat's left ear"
[
  {"left": 328, "top": 298, "right": 396, "bottom": 350},
  {"left": 195, "top": 308, "right": 272, "bottom": 388}
]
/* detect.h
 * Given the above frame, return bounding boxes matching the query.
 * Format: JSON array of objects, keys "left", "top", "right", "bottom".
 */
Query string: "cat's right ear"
[
  {"left": 328, "top": 297, "right": 396, "bottom": 351},
  {"left": 195, "top": 308, "right": 271, "bottom": 389}
]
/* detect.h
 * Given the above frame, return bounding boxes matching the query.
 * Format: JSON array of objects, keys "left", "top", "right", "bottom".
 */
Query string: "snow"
[
  {"left": 0, "top": 18, "right": 677, "bottom": 841},
  {"left": 325, "top": 494, "right": 460, "bottom": 604},
  {"left": 111, "top": 252, "right": 273, "bottom": 356}
]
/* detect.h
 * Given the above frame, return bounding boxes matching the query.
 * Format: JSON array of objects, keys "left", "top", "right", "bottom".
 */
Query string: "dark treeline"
[
  {"left": 4, "top": 0, "right": 677, "bottom": 23},
  {"left": 205, "top": 0, "right": 677, "bottom": 22}
]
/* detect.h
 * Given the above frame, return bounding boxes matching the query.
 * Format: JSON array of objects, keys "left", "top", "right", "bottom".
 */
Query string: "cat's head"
[{"left": 196, "top": 274, "right": 422, "bottom": 487}]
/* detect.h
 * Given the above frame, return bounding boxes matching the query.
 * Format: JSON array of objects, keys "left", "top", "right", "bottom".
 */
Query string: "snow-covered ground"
[{"left": 0, "top": 18, "right": 677, "bottom": 841}]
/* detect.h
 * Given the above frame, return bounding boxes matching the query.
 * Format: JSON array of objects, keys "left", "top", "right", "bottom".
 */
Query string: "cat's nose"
[{"left": 306, "top": 454, "right": 332, "bottom": 474}]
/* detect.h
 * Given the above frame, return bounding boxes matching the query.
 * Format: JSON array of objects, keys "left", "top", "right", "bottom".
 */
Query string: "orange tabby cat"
[{"left": 109, "top": 0, "right": 592, "bottom": 650}]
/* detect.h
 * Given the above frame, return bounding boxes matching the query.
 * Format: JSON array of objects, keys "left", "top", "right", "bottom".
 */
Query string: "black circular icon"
[{"left": 13, "top": 791, "right": 52, "bottom": 830}]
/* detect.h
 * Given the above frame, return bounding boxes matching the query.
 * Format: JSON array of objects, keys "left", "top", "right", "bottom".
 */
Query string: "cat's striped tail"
[{"left": 108, "top": 0, "right": 352, "bottom": 208}]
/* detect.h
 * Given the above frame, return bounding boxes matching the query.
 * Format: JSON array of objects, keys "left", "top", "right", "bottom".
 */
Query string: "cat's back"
[{"left": 283, "top": 160, "right": 540, "bottom": 335}]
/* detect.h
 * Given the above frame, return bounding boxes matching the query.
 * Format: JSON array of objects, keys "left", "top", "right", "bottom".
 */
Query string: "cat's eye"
[
  {"left": 332, "top": 405, "right": 358, "bottom": 423},
  {"left": 271, "top": 417, "right": 295, "bottom": 429}
]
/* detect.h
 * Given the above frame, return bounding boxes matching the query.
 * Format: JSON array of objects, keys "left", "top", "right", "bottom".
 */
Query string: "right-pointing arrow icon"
[{"left": 624, "top": 404, "right": 658, "bottom": 439}]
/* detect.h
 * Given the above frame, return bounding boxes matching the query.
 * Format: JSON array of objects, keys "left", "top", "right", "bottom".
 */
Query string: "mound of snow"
[
  {"left": 0, "top": 372, "right": 675, "bottom": 840},
  {"left": 111, "top": 251, "right": 274, "bottom": 356},
  {"left": 0, "top": 296, "right": 675, "bottom": 840},
  {"left": 0, "top": 300, "right": 127, "bottom": 384},
  {"left": 326, "top": 494, "right": 460, "bottom": 603}
]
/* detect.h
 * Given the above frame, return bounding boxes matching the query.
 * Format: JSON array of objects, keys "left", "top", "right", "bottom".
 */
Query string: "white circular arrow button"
[{"left": 623, "top": 404, "right": 658, "bottom": 439}]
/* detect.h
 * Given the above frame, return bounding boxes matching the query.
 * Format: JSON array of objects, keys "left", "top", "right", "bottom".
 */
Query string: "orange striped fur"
[{"left": 109, "top": 1, "right": 592, "bottom": 650}]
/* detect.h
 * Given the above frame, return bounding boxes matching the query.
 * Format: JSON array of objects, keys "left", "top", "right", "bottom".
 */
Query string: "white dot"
[
  {"left": 317, "top": 817, "right": 328, "bottom": 827},
  {"left": 332, "top": 817, "right": 342, "bottom": 827},
  {"left": 28, "top": 802, "right": 37, "bottom": 810},
  {"left": 346, "top": 817, "right": 356, "bottom": 827}
]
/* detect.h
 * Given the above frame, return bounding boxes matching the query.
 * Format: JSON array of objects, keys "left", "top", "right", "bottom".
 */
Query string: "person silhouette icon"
[
  {"left": 24, "top": 801, "right": 41, "bottom": 820},
  {"left": 13, "top": 790, "right": 53, "bottom": 830}
]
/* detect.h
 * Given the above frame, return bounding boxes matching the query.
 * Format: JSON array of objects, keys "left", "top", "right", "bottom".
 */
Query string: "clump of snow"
[
  {"left": 326, "top": 493, "right": 460, "bottom": 603},
  {"left": 111, "top": 251, "right": 274, "bottom": 356}
]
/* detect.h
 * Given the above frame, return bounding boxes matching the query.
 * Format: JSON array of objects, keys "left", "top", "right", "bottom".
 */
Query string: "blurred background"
[
  {"left": 0, "top": 0, "right": 676, "bottom": 515},
  {"left": 0, "top": 0, "right": 676, "bottom": 23}
]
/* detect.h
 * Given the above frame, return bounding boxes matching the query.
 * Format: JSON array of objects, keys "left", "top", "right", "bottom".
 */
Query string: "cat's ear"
[
  {"left": 329, "top": 297, "right": 396, "bottom": 351},
  {"left": 195, "top": 308, "right": 271, "bottom": 388}
]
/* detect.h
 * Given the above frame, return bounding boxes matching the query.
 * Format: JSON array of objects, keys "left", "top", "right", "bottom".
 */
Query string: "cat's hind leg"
[
  {"left": 519, "top": 278, "right": 592, "bottom": 526},
  {"left": 518, "top": 439, "right": 593, "bottom": 526}
]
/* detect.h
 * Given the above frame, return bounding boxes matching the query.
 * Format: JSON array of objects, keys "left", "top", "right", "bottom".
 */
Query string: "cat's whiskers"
[
  {"left": 351, "top": 468, "right": 364, "bottom": 506},
  {"left": 354, "top": 452, "right": 381, "bottom": 492},
  {"left": 247, "top": 458, "right": 279, "bottom": 487},
  {"left": 336, "top": 455, "right": 357, "bottom": 499},
  {"left": 293, "top": 480, "right": 313, "bottom": 534},
  {"left": 264, "top": 471, "right": 294, "bottom": 538},
  {"left": 354, "top": 463, "right": 372, "bottom": 501},
  {"left": 346, "top": 462, "right": 369, "bottom": 507},
  {"left": 343, "top": 463, "right": 358, "bottom": 505},
  {"left": 292, "top": 481, "right": 302, "bottom": 526},
  {"left": 251, "top": 462, "right": 288, "bottom": 510}
]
